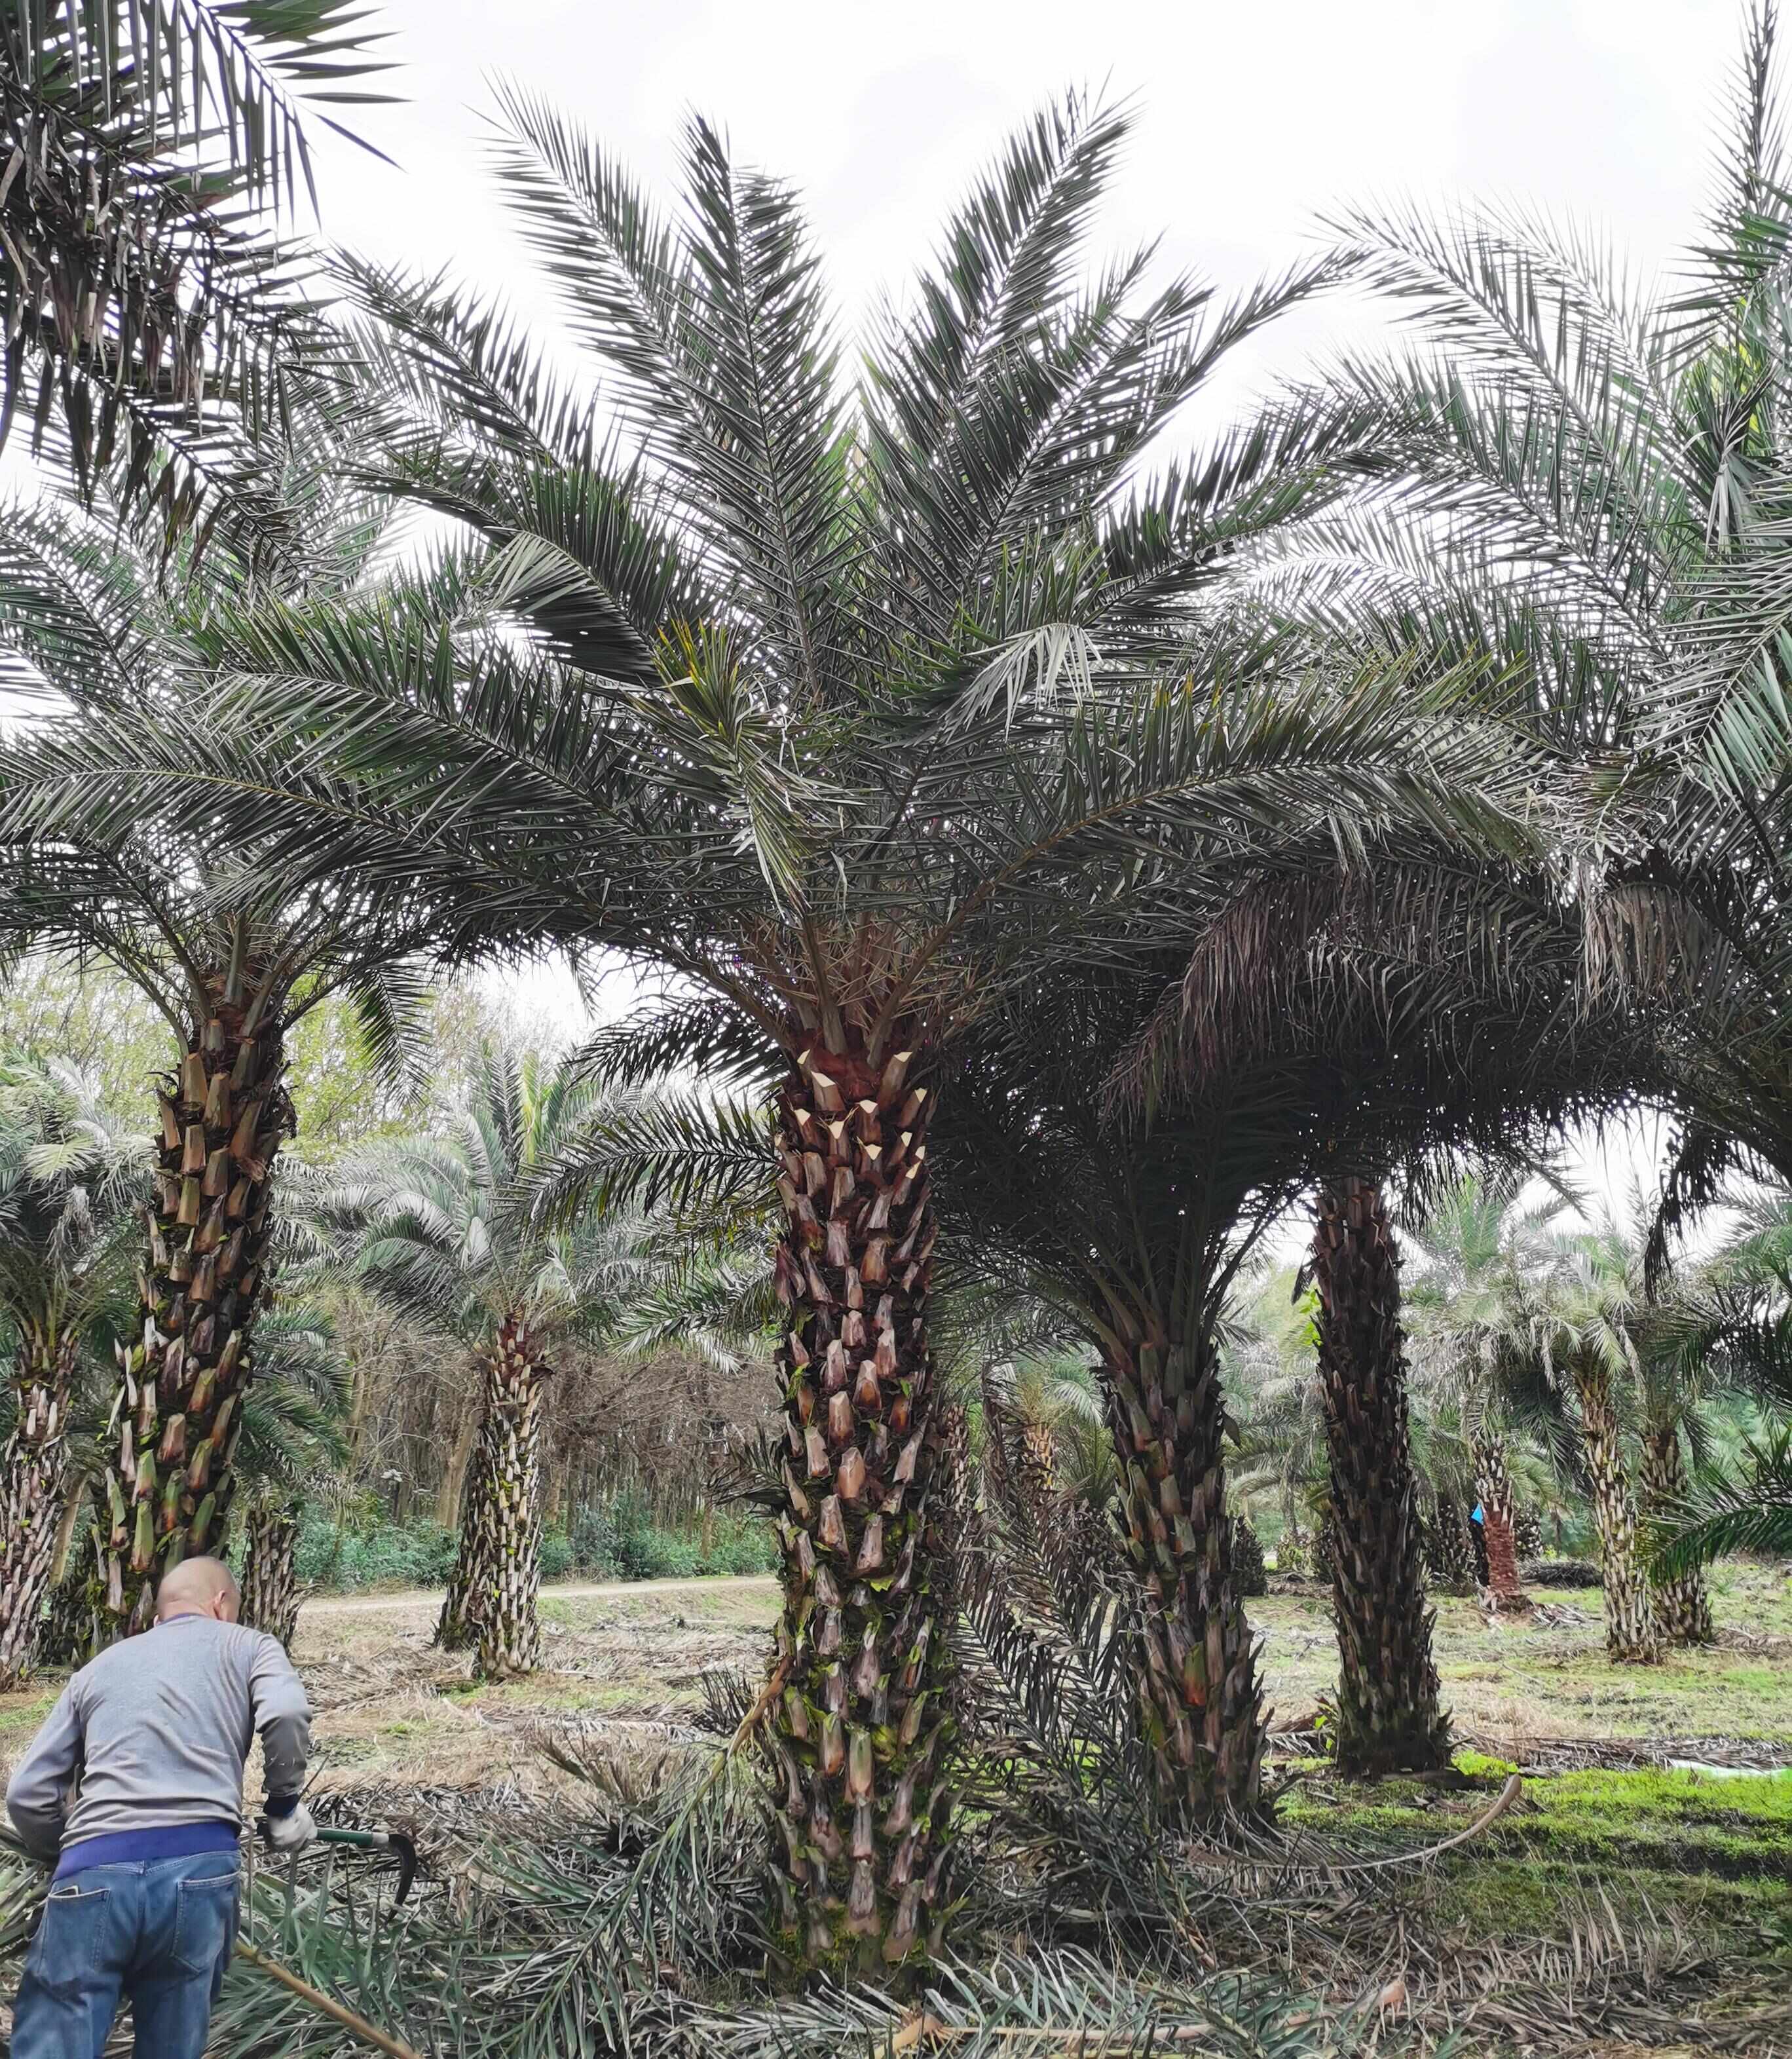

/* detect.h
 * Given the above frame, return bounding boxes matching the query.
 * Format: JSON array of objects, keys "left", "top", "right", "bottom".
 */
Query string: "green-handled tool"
[{"left": 255, "top": 1818, "right": 419, "bottom": 1904}]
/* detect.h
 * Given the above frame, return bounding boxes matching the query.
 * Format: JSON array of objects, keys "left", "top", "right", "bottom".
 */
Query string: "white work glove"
[{"left": 265, "top": 1801, "right": 318, "bottom": 1854}]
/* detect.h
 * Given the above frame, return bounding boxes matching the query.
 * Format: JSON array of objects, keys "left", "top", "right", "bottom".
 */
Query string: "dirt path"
[{"left": 300, "top": 1573, "right": 779, "bottom": 1617}]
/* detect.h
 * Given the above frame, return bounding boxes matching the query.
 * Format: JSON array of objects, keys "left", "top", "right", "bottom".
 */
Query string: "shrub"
[
  {"left": 1233, "top": 1519, "right": 1267, "bottom": 1596},
  {"left": 295, "top": 1513, "right": 458, "bottom": 1593},
  {"left": 569, "top": 1504, "right": 621, "bottom": 1577},
  {"left": 539, "top": 1531, "right": 574, "bottom": 1581}
]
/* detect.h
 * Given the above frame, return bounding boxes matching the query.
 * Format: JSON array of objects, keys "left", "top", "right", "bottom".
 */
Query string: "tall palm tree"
[
  {"left": 0, "top": 485, "right": 426, "bottom": 1638},
  {"left": 310, "top": 1046, "right": 631, "bottom": 1678},
  {"left": 0, "top": 1054, "right": 140, "bottom": 1684},
  {"left": 1259, "top": 5, "right": 1792, "bottom": 1259},
  {"left": 1, "top": 1, "right": 390, "bottom": 533},
  {"left": 1, "top": 94, "right": 1548, "bottom": 1962}
]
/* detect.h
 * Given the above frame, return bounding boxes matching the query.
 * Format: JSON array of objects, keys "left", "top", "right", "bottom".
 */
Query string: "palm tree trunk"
[
  {"left": 436, "top": 1318, "right": 551, "bottom": 1679},
  {"left": 1310, "top": 1180, "right": 1450, "bottom": 1777},
  {"left": 0, "top": 1332, "right": 79, "bottom": 1688},
  {"left": 102, "top": 1004, "right": 291, "bottom": 1635},
  {"left": 240, "top": 1500, "right": 303, "bottom": 1650},
  {"left": 1104, "top": 1323, "right": 1265, "bottom": 1824},
  {"left": 1472, "top": 1431, "right": 1531, "bottom": 1610},
  {"left": 1573, "top": 1361, "right": 1660, "bottom": 1664},
  {"left": 766, "top": 1040, "right": 953, "bottom": 1972},
  {"left": 1639, "top": 1422, "right": 1713, "bottom": 1647},
  {"left": 435, "top": 1431, "right": 491, "bottom": 1652}
]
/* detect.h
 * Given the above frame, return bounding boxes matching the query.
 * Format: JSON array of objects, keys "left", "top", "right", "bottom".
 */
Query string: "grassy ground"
[{"left": 2, "top": 1561, "right": 1787, "bottom": 2046}]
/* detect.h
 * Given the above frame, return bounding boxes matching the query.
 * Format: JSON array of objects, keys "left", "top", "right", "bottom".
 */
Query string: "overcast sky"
[
  {"left": 295, "top": 0, "right": 1752, "bottom": 1230},
  {"left": 308, "top": 0, "right": 1751, "bottom": 352}
]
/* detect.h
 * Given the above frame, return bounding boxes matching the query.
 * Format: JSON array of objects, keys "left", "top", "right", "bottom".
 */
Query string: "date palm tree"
[
  {"left": 0, "top": 1054, "right": 140, "bottom": 1684},
  {"left": 308, "top": 1045, "right": 635, "bottom": 1678},
  {"left": 1, "top": 90, "right": 1547, "bottom": 1960},
  {"left": 231, "top": 1298, "right": 352, "bottom": 1651},
  {"left": 1258, "top": 4, "right": 1792, "bottom": 1252},
  {"left": 1524, "top": 1228, "right": 1664, "bottom": 1665},
  {"left": 0, "top": 486, "right": 427, "bottom": 1638},
  {"left": 1405, "top": 1171, "right": 1574, "bottom": 1611},
  {"left": 1, "top": 1, "right": 390, "bottom": 531}
]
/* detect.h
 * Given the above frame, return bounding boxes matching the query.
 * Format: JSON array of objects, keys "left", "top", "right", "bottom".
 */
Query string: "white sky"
[{"left": 301, "top": 0, "right": 1747, "bottom": 1226}]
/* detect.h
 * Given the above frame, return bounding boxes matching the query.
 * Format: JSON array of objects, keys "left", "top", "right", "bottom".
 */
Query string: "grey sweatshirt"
[{"left": 5, "top": 1614, "right": 312, "bottom": 1862}]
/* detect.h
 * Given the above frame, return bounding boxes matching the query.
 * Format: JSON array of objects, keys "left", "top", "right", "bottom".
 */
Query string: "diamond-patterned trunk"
[
  {"left": 1309, "top": 1179, "right": 1449, "bottom": 1777},
  {"left": 1472, "top": 1432, "right": 1530, "bottom": 1610},
  {"left": 767, "top": 1040, "right": 954, "bottom": 1971},
  {"left": 240, "top": 1501, "right": 302, "bottom": 1650},
  {"left": 435, "top": 1317, "right": 550, "bottom": 1680},
  {"left": 103, "top": 1007, "right": 291, "bottom": 1634},
  {"left": 1573, "top": 1361, "right": 1660, "bottom": 1664},
  {"left": 0, "top": 1331, "right": 79, "bottom": 1688},
  {"left": 1639, "top": 1422, "right": 1712, "bottom": 1647},
  {"left": 1103, "top": 1327, "right": 1265, "bottom": 1822}
]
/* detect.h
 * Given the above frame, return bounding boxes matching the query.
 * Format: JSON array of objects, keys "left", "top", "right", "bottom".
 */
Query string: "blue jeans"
[{"left": 10, "top": 1852, "right": 239, "bottom": 2059}]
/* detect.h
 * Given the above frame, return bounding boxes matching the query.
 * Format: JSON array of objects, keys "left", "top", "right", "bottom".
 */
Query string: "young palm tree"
[
  {"left": 0, "top": 1055, "right": 140, "bottom": 1684},
  {"left": 3, "top": 92, "right": 1551, "bottom": 1961},
  {"left": 1525, "top": 1230, "right": 1663, "bottom": 1665},
  {"left": 231, "top": 1299, "right": 353, "bottom": 1652},
  {"left": 0, "top": 2, "right": 390, "bottom": 531},
  {"left": 310, "top": 1046, "right": 631, "bottom": 1678},
  {"left": 0, "top": 488, "right": 426, "bottom": 1638},
  {"left": 1405, "top": 1172, "right": 1575, "bottom": 1612}
]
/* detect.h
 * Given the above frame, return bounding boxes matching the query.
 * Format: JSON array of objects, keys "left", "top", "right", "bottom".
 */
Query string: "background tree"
[
  {"left": 0, "top": 1055, "right": 139, "bottom": 1683},
  {"left": 310, "top": 1046, "right": 632, "bottom": 1678}
]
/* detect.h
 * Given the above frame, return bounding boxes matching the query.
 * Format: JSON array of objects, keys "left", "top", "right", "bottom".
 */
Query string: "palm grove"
[{"left": 3, "top": 0, "right": 1792, "bottom": 1989}]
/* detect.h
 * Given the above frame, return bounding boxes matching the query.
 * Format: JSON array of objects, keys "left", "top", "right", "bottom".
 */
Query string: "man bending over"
[{"left": 5, "top": 1556, "right": 318, "bottom": 2058}]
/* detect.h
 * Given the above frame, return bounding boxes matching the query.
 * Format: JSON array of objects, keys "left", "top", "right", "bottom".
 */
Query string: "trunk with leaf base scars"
[
  {"left": 1422, "top": 1496, "right": 1476, "bottom": 1595},
  {"left": 449, "top": 1317, "right": 551, "bottom": 1682},
  {"left": 102, "top": 1003, "right": 291, "bottom": 1636},
  {"left": 1472, "top": 1432, "right": 1530, "bottom": 1611},
  {"left": 767, "top": 1039, "right": 955, "bottom": 1972},
  {"left": 240, "top": 1501, "right": 302, "bottom": 1650},
  {"left": 1310, "top": 1180, "right": 1450, "bottom": 1777},
  {"left": 1103, "top": 1327, "right": 1265, "bottom": 1823},
  {"left": 435, "top": 1433, "right": 492, "bottom": 1655},
  {"left": 1640, "top": 1422, "right": 1713, "bottom": 1647},
  {"left": 0, "top": 1332, "right": 79, "bottom": 1688},
  {"left": 1573, "top": 1361, "right": 1660, "bottom": 1664}
]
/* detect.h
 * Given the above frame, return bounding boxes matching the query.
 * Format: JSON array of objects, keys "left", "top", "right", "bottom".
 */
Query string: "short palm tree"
[
  {"left": 0, "top": 1054, "right": 141, "bottom": 1684},
  {"left": 310, "top": 1046, "right": 631, "bottom": 1678},
  {"left": 4, "top": 91, "right": 1552, "bottom": 1962},
  {"left": 231, "top": 1298, "right": 352, "bottom": 1652},
  {"left": 1525, "top": 1227, "right": 1664, "bottom": 1664},
  {"left": 1406, "top": 1171, "right": 1574, "bottom": 1610}
]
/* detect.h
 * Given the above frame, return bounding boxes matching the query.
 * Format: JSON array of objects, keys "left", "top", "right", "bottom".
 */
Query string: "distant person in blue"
[{"left": 5, "top": 1557, "right": 319, "bottom": 2059}]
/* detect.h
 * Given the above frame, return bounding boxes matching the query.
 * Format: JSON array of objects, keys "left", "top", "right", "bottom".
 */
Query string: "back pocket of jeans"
[
  {"left": 37, "top": 1881, "right": 111, "bottom": 1992},
  {"left": 172, "top": 1870, "right": 238, "bottom": 1976}
]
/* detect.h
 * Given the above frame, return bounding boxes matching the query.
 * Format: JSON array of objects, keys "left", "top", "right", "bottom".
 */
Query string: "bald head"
[{"left": 155, "top": 1557, "right": 240, "bottom": 1625}]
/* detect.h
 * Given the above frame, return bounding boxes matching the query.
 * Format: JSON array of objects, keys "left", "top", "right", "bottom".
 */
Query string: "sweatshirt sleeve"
[
  {"left": 247, "top": 1633, "right": 312, "bottom": 1800},
  {"left": 6, "top": 1686, "right": 84, "bottom": 1863}
]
